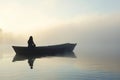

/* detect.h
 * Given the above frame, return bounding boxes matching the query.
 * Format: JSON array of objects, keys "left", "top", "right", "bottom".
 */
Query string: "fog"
[{"left": 0, "top": 13, "right": 120, "bottom": 64}]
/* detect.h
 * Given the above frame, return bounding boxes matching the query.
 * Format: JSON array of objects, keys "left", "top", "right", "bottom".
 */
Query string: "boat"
[{"left": 12, "top": 43, "right": 76, "bottom": 57}]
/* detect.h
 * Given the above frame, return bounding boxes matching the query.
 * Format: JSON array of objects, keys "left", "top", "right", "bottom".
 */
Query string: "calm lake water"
[{"left": 0, "top": 44, "right": 120, "bottom": 80}]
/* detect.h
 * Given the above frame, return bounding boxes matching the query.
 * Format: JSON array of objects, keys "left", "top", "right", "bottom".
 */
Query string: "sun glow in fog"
[
  {"left": 0, "top": 14, "right": 57, "bottom": 34},
  {"left": 0, "top": 0, "right": 120, "bottom": 35},
  {"left": 0, "top": 0, "right": 59, "bottom": 34}
]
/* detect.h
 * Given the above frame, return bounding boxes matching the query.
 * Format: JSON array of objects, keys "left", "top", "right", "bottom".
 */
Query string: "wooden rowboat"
[{"left": 12, "top": 43, "right": 76, "bottom": 57}]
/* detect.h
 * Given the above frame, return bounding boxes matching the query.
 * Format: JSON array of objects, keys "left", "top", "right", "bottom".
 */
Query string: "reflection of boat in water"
[
  {"left": 12, "top": 51, "right": 76, "bottom": 69},
  {"left": 12, "top": 43, "right": 76, "bottom": 56},
  {"left": 12, "top": 54, "right": 35, "bottom": 69}
]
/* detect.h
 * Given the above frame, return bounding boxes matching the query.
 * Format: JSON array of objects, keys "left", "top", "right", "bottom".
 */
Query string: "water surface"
[{"left": 0, "top": 46, "right": 120, "bottom": 80}]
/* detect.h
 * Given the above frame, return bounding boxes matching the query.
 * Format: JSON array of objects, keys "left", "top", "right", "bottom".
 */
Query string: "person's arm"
[{"left": 33, "top": 42, "right": 36, "bottom": 47}]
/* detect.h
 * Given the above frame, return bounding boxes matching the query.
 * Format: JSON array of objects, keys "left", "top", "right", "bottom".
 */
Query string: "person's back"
[{"left": 28, "top": 36, "right": 36, "bottom": 48}]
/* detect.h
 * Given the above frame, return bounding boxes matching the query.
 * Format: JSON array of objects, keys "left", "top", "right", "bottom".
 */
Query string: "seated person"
[{"left": 28, "top": 36, "right": 36, "bottom": 48}]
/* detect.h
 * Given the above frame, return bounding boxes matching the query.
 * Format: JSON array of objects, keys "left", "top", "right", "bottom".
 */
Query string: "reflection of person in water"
[
  {"left": 28, "top": 58, "right": 35, "bottom": 69},
  {"left": 28, "top": 36, "right": 36, "bottom": 48}
]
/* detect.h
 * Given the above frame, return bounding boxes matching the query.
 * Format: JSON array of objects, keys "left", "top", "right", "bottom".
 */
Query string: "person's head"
[{"left": 29, "top": 36, "right": 33, "bottom": 40}]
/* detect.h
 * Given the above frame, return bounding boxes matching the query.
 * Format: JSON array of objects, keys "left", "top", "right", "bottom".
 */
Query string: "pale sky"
[{"left": 0, "top": 0, "right": 120, "bottom": 34}]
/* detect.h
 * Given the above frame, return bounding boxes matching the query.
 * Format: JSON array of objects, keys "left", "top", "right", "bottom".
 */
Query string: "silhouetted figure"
[
  {"left": 28, "top": 58, "right": 35, "bottom": 69},
  {"left": 28, "top": 36, "right": 36, "bottom": 48}
]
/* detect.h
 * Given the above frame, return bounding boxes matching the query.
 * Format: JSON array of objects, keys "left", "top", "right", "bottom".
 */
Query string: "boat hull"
[{"left": 12, "top": 43, "right": 76, "bottom": 57}]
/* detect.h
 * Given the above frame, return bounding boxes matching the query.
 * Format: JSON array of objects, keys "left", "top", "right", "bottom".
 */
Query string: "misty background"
[
  {"left": 0, "top": 13, "right": 120, "bottom": 65},
  {"left": 0, "top": 0, "right": 120, "bottom": 72}
]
